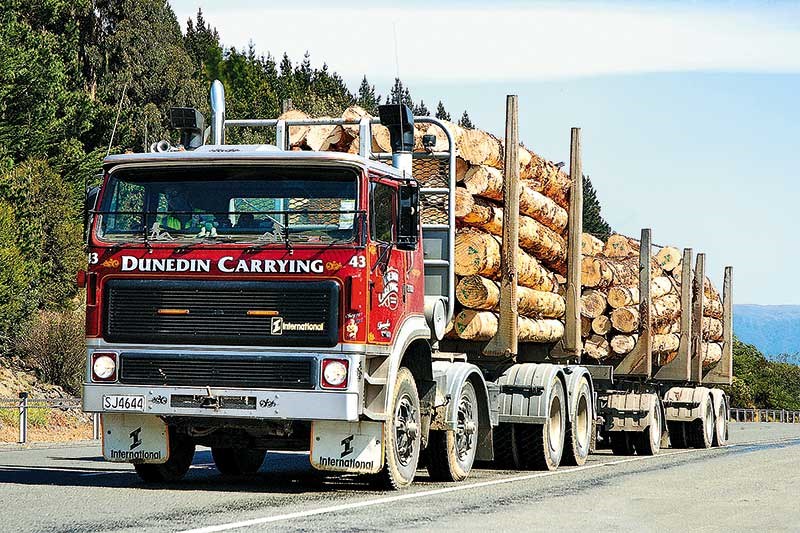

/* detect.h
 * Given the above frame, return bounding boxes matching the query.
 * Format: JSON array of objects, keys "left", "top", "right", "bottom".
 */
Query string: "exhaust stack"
[
  {"left": 210, "top": 80, "right": 226, "bottom": 145},
  {"left": 378, "top": 104, "right": 415, "bottom": 178}
]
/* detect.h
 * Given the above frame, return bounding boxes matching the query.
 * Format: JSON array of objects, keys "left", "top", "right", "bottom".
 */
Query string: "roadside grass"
[{"left": 0, "top": 406, "right": 50, "bottom": 427}]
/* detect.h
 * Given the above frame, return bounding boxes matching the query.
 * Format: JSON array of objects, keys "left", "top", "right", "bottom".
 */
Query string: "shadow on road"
[{"left": 0, "top": 450, "right": 418, "bottom": 494}]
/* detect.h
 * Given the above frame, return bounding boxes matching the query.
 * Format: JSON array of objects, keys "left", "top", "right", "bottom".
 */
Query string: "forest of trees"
[{"left": 1, "top": 2, "right": 794, "bottom": 408}]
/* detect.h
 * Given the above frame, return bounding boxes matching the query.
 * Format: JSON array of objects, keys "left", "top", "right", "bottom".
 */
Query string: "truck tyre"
[
  {"left": 379, "top": 367, "right": 422, "bottom": 489},
  {"left": 212, "top": 447, "right": 266, "bottom": 475},
  {"left": 426, "top": 381, "right": 479, "bottom": 482},
  {"left": 519, "top": 376, "right": 565, "bottom": 471},
  {"left": 712, "top": 398, "right": 729, "bottom": 447},
  {"left": 688, "top": 396, "right": 714, "bottom": 449},
  {"left": 633, "top": 402, "right": 662, "bottom": 456},
  {"left": 668, "top": 421, "right": 688, "bottom": 449},
  {"left": 492, "top": 423, "right": 519, "bottom": 469},
  {"left": 562, "top": 378, "right": 592, "bottom": 466},
  {"left": 134, "top": 429, "right": 195, "bottom": 483},
  {"left": 610, "top": 432, "right": 635, "bottom": 456}
]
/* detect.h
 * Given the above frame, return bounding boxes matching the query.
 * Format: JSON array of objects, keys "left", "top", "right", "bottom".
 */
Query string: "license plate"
[{"left": 103, "top": 395, "right": 145, "bottom": 412}]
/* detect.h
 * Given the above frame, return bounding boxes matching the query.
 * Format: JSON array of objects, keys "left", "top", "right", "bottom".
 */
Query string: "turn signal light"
[
  {"left": 91, "top": 352, "right": 118, "bottom": 382},
  {"left": 321, "top": 358, "right": 349, "bottom": 389}
]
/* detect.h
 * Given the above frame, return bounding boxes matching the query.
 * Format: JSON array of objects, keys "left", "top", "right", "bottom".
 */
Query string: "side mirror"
[
  {"left": 84, "top": 185, "right": 100, "bottom": 246},
  {"left": 396, "top": 183, "right": 419, "bottom": 251}
]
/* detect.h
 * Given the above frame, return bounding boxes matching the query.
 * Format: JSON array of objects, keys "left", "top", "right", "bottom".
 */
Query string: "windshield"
[{"left": 97, "top": 164, "right": 360, "bottom": 244}]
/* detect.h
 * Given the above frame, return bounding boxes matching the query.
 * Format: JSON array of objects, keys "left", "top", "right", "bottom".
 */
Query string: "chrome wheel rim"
[
  {"left": 455, "top": 391, "right": 477, "bottom": 462},
  {"left": 394, "top": 394, "right": 418, "bottom": 467}
]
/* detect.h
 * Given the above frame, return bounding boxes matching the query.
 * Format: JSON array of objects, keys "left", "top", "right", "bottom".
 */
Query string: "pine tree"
[
  {"left": 458, "top": 110, "right": 474, "bottom": 129},
  {"left": 389, "top": 78, "right": 413, "bottom": 107},
  {"left": 582, "top": 174, "right": 612, "bottom": 238},
  {"left": 435, "top": 101, "right": 451, "bottom": 121},
  {"left": 356, "top": 76, "right": 381, "bottom": 114},
  {"left": 413, "top": 100, "right": 430, "bottom": 116}
]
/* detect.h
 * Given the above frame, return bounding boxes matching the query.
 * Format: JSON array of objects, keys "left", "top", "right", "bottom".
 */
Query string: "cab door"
[{"left": 368, "top": 178, "right": 406, "bottom": 345}]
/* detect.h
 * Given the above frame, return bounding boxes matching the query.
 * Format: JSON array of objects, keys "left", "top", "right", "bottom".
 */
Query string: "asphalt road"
[{"left": 1, "top": 423, "right": 798, "bottom": 533}]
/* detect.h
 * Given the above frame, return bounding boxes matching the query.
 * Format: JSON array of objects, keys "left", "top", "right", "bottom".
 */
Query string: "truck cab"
[{"left": 82, "top": 81, "right": 468, "bottom": 488}]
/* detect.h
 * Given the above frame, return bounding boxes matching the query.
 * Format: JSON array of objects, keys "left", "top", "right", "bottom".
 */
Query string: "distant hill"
[{"left": 734, "top": 305, "right": 800, "bottom": 358}]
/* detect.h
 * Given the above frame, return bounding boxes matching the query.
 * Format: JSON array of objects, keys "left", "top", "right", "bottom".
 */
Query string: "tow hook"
[{"left": 200, "top": 386, "right": 218, "bottom": 409}]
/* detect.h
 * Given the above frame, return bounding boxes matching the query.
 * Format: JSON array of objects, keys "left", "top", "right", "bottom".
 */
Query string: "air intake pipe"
[
  {"left": 210, "top": 80, "right": 226, "bottom": 145},
  {"left": 378, "top": 104, "right": 414, "bottom": 178}
]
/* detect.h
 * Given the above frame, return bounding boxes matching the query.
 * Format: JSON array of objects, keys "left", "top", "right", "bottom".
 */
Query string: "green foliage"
[
  {"left": 458, "top": 111, "right": 474, "bottom": 129},
  {"left": 413, "top": 100, "right": 430, "bottom": 117},
  {"left": 582, "top": 174, "right": 612, "bottom": 238},
  {"left": 723, "top": 338, "right": 800, "bottom": 410},
  {"left": 0, "top": 406, "right": 49, "bottom": 428},
  {"left": 435, "top": 101, "right": 451, "bottom": 121},
  {"left": 14, "top": 309, "right": 86, "bottom": 395},
  {"left": 0, "top": 160, "right": 84, "bottom": 311},
  {"left": 0, "top": 202, "right": 34, "bottom": 348},
  {"left": 356, "top": 76, "right": 381, "bottom": 114}
]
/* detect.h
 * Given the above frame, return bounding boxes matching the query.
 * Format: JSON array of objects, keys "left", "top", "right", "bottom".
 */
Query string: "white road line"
[{"left": 179, "top": 437, "right": 800, "bottom": 533}]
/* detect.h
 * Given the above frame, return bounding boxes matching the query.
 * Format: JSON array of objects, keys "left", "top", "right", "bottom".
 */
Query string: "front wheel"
[
  {"left": 427, "top": 381, "right": 479, "bottom": 481},
  {"left": 379, "top": 367, "right": 422, "bottom": 489},
  {"left": 134, "top": 429, "right": 195, "bottom": 483}
]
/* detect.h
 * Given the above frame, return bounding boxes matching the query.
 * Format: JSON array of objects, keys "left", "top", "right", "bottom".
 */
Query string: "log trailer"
[{"left": 81, "top": 82, "right": 733, "bottom": 488}]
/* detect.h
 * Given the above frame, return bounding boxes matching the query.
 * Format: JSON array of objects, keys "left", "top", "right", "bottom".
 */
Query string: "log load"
[
  {"left": 611, "top": 334, "right": 638, "bottom": 355},
  {"left": 580, "top": 290, "right": 607, "bottom": 318},
  {"left": 278, "top": 109, "right": 312, "bottom": 147},
  {"left": 462, "top": 165, "right": 569, "bottom": 233},
  {"left": 702, "top": 342, "right": 723, "bottom": 369},
  {"left": 581, "top": 316, "right": 592, "bottom": 339},
  {"left": 607, "top": 277, "right": 675, "bottom": 309},
  {"left": 703, "top": 317, "right": 724, "bottom": 341},
  {"left": 655, "top": 246, "right": 681, "bottom": 272},
  {"left": 584, "top": 334, "right": 610, "bottom": 360},
  {"left": 455, "top": 275, "right": 565, "bottom": 318},
  {"left": 603, "top": 234, "right": 639, "bottom": 258},
  {"left": 581, "top": 255, "right": 639, "bottom": 289},
  {"left": 704, "top": 297, "right": 724, "bottom": 319},
  {"left": 454, "top": 228, "right": 559, "bottom": 293},
  {"left": 453, "top": 310, "right": 565, "bottom": 343},
  {"left": 581, "top": 233, "right": 604, "bottom": 256},
  {"left": 610, "top": 294, "right": 681, "bottom": 333},
  {"left": 591, "top": 315, "right": 612, "bottom": 335},
  {"left": 455, "top": 188, "right": 567, "bottom": 272},
  {"left": 652, "top": 333, "right": 680, "bottom": 354},
  {"left": 654, "top": 320, "right": 680, "bottom": 334}
]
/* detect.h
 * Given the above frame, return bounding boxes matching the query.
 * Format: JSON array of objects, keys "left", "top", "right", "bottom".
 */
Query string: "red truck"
[{"left": 82, "top": 81, "right": 733, "bottom": 489}]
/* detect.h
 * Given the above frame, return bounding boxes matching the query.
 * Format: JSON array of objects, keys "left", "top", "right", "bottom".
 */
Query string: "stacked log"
[
  {"left": 441, "top": 121, "right": 572, "bottom": 346},
  {"left": 581, "top": 236, "right": 726, "bottom": 371}
]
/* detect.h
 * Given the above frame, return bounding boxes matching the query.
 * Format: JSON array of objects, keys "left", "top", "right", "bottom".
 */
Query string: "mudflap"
[
  {"left": 310, "top": 420, "right": 383, "bottom": 474},
  {"left": 102, "top": 413, "right": 169, "bottom": 464}
]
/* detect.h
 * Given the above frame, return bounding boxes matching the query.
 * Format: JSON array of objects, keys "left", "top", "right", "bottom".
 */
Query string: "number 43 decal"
[{"left": 348, "top": 255, "right": 366, "bottom": 268}]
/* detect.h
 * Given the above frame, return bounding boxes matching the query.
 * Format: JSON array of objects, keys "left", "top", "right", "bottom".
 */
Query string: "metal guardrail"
[
  {"left": 0, "top": 393, "right": 100, "bottom": 444},
  {"left": 730, "top": 408, "right": 800, "bottom": 423}
]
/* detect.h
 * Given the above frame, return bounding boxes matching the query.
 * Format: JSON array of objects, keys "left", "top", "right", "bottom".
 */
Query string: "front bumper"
[{"left": 83, "top": 384, "right": 360, "bottom": 421}]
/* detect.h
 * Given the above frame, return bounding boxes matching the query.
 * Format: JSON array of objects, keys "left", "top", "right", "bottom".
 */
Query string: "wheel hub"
[
  {"left": 455, "top": 393, "right": 476, "bottom": 461},
  {"left": 394, "top": 395, "right": 418, "bottom": 466}
]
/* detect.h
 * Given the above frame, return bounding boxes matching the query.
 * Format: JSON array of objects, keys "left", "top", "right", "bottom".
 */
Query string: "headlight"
[
  {"left": 92, "top": 354, "right": 117, "bottom": 381},
  {"left": 321, "top": 359, "right": 348, "bottom": 388}
]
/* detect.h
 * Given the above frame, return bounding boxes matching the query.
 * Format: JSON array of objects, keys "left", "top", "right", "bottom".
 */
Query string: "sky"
[{"left": 169, "top": 0, "right": 800, "bottom": 305}]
